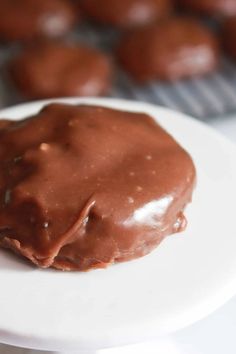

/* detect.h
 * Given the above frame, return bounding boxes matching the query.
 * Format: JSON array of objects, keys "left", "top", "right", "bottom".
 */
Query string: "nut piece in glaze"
[
  {"left": 0, "top": 104, "right": 196, "bottom": 271},
  {"left": 177, "top": 0, "right": 236, "bottom": 17},
  {"left": 80, "top": 0, "right": 172, "bottom": 29},
  {"left": 0, "top": 0, "right": 79, "bottom": 42},
  {"left": 8, "top": 42, "right": 113, "bottom": 99},
  {"left": 222, "top": 17, "right": 236, "bottom": 61},
  {"left": 117, "top": 17, "right": 219, "bottom": 83}
]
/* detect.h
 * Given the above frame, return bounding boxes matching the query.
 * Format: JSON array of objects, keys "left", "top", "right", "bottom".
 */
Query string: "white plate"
[{"left": 0, "top": 98, "right": 236, "bottom": 352}]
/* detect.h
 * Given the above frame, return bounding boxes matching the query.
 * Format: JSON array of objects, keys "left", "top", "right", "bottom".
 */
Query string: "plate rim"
[{"left": 0, "top": 97, "right": 236, "bottom": 352}]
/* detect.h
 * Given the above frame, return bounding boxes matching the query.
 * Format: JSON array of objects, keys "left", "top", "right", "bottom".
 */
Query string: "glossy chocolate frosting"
[
  {"left": 178, "top": 0, "right": 236, "bottom": 17},
  {"left": 117, "top": 17, "right": 219, "bottom": 83},
  {"left": 0, "top": 0, "right": 78, "bottom": 42},
  {"left": 8, "top": 42, "right": 113, "bottom": 99},
  {"left": 0, "top": 104, "right": 196, "bottom": 271},
  {"left": 80, "top": 0, "right": 172, "bottom": 29},
  {"left": 222, "top": 17, "right": 236, "bottom": 61}
]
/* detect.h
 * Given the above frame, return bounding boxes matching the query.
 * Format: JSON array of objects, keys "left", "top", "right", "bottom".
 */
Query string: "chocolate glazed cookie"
[
  {"left": 0, "top": 0, "right": 79, "bottom": 42},
  {"left": 222, "top": 17, "right": 236, "bottom": 60},
  {"left": 8, "top": 42, "right": 113, "bottom": 99},
  {"left": 177, "top": 0, "right": 236, "bottom": 17},
  {"left": 0, "top": 104, "right": 196, "bottom": 271},
  {"left": 117, "top": 17, "right": 219, "bottom": 83},
  {"left": 80, "top": 0, "right": 172, "bottom": 28}
]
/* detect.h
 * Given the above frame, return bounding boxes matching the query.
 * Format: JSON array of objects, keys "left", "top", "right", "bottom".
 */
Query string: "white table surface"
[{"left": 0, "top": 114, "right": 236, "bottom": 354}]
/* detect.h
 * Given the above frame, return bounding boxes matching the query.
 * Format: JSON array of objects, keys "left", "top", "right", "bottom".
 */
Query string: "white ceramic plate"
[{"left": 0, "top": 98, "right": 236, "bottom": 352}]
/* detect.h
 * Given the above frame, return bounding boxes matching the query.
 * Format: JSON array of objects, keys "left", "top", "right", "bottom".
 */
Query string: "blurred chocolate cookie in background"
[
  {"left": 177, "top": 0, "right": 236, "bottom": 17},
  {"left": 80, "top": 0, "right": 172, "bottom": 29},
  {"left": 222, "top": 17, "right": 236, "bottom": 61},
  {"left": 8, "top": 41, "right": 113, "bottom": 99},
  {"left": 0, "top": 0, "right": 79, "bottom": 42},
  {"left": 0, "top": 0, "right": 236, "bottom": 119},
  {"left": 117, "top": 17, "right": 219, "bottom": 83}
]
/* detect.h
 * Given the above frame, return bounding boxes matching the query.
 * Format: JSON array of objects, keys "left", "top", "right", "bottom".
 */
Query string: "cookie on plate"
[{"left": 0, "top": 103, "right": 196, "bottom": 271}]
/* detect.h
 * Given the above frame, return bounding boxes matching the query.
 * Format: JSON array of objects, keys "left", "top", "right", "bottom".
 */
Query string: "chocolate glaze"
[
  {"left": 222, "top": 17, "right": 236, "bottom": 61},
  {"left": 80, "top": 0, "right": 172, "bottom": 29},
  {"left": 177, "top": 0, "right": 236, "bottom": 17},
  {"left": 0, "top": 104, "right": 196, "bottom": 271},
  {"left": 8, "top": 42, "right": 113, "bottom": 99},
  {"left": 117, "top": 17, "right": 219, "bottom": 83},
  {"left": 0, "top": 0, "right": 78, "bottom": 42}
]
